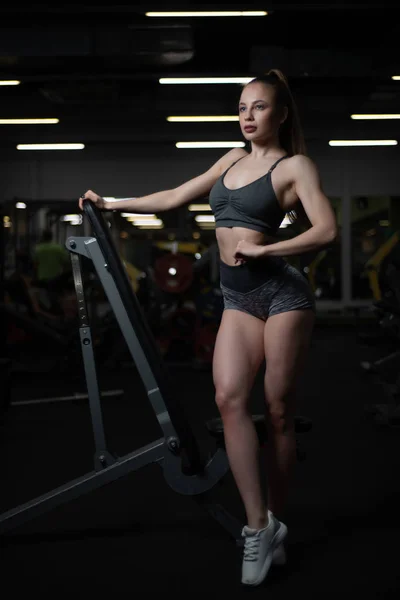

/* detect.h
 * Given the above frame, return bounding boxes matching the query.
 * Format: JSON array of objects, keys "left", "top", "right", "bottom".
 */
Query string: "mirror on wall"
[{"left": 351, "top": 196, "right": 400, "bottom": 302}]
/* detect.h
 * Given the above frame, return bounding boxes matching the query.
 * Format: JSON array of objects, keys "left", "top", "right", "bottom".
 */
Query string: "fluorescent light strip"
[
  {"left": 329, "top": 140, "right": 398, "bottom": 146},
  {"left": 188, "top": 204, "right": 212, "bottom": 211},
  {"left": 131, "top": 219, "right": 163, "bottom": 226},
  {"left": 146, "top": 11, "right": 267, "bottom": 17},
  {"left": 120, "top": 212, "right": 155, "bottom": 218},
  {"left": 17, "top": 143, "right": 85, "bottom": 150},
  {"left": 391, "top": 76, "right": 400, "bottom": 80},
  {"left": 167, "top": 116, "right": 239, "bottom": 122},
  {"left": 0, "top": 119, "right": 59, "bottom": 124},
  {"left": 160, "top": 77, "right": 252, "bottom": 85},
  {"left": 0, "top": 80, "right": 20, "bottom": 86},
  {"left": 195, "top": 215, "right": 215, "bottom": 223},
  {"left": 351, "top": 114, "right": 400, "bottom": 120},
  {"left": 176, "top": 141, "right": 245, "bottom": 149},
  {"left": 125, "top": 216, "right": 158, "bottom": 221},
  {"left": 125, "top": 217, "right": 157, "bottom": 222},
  {"left": 61, "top": 214, "right": 83, "bottom": 225},
  {"left": 61, "top": 214, "right": 81, "bottom": 221}
]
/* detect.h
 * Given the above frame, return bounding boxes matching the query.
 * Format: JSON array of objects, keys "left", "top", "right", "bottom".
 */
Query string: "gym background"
[{"left": 1, "top": 5, "right": 399, "bottom": 597}]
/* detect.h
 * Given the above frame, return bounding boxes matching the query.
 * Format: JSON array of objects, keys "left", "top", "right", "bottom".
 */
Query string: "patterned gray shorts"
[{"left": 219, "top": 257, "right": 316, "bottom": 321}]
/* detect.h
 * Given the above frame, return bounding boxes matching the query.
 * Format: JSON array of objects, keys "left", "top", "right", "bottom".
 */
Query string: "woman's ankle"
[{"left": 247, "top": 509, "right": 269, "bottom": 530}]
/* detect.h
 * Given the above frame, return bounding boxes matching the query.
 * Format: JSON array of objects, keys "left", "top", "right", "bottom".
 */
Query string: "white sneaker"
[{"left": 241, "top": 510, "right": 288, "bottom": 586}]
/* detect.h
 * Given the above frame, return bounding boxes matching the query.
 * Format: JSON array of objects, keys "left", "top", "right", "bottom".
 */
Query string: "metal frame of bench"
[{"left": 0, "top": 201, "right": 245, "bottom": 542}]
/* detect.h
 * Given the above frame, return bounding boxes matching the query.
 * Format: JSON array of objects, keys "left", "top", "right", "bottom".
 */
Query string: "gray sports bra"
[{"left": 208, "top": 155, "right": 288, "bottom": 235}]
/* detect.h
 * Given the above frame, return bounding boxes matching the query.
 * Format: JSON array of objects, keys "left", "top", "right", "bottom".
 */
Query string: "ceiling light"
[
  {"left": 131, "top": 219, "right": 163, "bottom": 226},
  {"left": 391, "top": 76, "right": 400, "bottom": 80},
  {"left": 0, "top": 80, "right": 20, "bottom": 86},
  {"left": 160, "top": 77, "right": 252, "bottom": 85},
  {"left": 188, "top": 204, "right": 212, "bottom": 211},
  {"left": 167, "top": 116, "right": 239, "bottom": 122},
  {"left": 176, "top": 141, "right": 245, "bottom": 149},
  {"left": 119, "top": 212, "right": 155, "bottom": 218},
  {"left": 0, "top": 119, "right": 59, "bottom": 124},
  {"left": 60, "top": 215, "right": 83, "bottom": 226},
  {"left": 195, "top": 215, "right": 215, "bottom": 223},
  {"left": 329, "top": 140, "right": 398, "bottom": 146},
  {"left": 146, "top": 11, "right": 267, "bottom": 17},
  {"left": 351, "top": 114, "right": 400, "bottom": 120},
  {"left": 16, "top": 202, "right": 27, "bottom": 209},
  {"left": 125, "top": 216, "right": 159, "bottom": 222},
  {"left": 17, "top": 143, "right": 85, "bottom": 150},
  {"left": 61, "top": 214, "right": 82, "bottom": 222}
]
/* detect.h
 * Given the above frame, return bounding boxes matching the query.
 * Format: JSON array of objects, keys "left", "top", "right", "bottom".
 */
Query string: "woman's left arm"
[{"left": 261, "top": 155, "right": 337, "bottom": 257}]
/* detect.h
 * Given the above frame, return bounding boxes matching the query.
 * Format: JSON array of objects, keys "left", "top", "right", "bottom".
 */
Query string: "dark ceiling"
[{"left": 0, "top": 3, "right": 399, "bottom": 150}]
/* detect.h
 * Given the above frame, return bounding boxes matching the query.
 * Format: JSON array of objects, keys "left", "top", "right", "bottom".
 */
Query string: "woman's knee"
[
  {"left": 267, "top": 409, "right": 294, "bottom": 434},
  {"left": 265, "top": 393, "right": 296, "bottom": 433},
  {"left": 264, "top": 371, "right": 298, "bottom": 433},
  {"left": 215, "top": 386, "right": 247, "bottom": 416}
]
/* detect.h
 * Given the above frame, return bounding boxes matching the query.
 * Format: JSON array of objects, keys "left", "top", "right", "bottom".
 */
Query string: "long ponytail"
[{"left": 248, "top": 69, "right": 311, "bottom": 231}]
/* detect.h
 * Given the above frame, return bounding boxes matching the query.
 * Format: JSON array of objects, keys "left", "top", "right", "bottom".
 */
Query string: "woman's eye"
[{"left": 256, "top": 104, "right": 265, "bottom": 109}]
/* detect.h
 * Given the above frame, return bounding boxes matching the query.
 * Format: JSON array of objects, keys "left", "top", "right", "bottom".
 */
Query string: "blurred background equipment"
[{"left": 0, "top": 5, "right": 400, "bottom": 595}]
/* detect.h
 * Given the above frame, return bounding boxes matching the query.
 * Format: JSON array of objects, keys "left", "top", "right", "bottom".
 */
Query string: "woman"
[{"left": 79, "top": 69, "right": 337, "bottom": 587}]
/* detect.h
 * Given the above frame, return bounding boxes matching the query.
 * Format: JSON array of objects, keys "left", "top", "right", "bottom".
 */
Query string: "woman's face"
[{"left": 239, "top": 81, "right": 283, "bottom": 143}]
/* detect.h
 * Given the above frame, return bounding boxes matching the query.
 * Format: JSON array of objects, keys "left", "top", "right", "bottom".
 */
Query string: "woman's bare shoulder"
[
  {"left": 286, "top": 154, "right": 316, "bottom": 169},
  {"left": 208, "top": 147, "right": 249, "bottom": 178}
]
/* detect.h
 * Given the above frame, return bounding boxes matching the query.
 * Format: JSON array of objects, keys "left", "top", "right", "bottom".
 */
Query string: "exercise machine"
[
  {"left": 0, "top": 201, "right": 311, "bottom": 541},
  {"left": 364, "top": 230, "right": 400, "bottom": 303}
]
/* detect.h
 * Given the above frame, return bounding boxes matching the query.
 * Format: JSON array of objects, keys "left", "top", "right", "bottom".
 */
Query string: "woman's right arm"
[{"left": 79, "top": 148, "right": 247, "bottom": 212}]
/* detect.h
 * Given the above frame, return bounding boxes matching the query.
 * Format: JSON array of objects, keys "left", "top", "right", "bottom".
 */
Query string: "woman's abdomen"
[{"left": 215, "top": 227, "right": 275, "bottom": 265}]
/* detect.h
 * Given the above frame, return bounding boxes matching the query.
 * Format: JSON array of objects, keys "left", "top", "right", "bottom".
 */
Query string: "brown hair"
[{"left": 247, "top": 69, "right": 311, "bottom": 230}]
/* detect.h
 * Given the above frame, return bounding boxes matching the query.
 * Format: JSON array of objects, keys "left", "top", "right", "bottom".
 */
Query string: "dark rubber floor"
[{"left": 1, "top": 322, "right": 399, "bottom": 596}]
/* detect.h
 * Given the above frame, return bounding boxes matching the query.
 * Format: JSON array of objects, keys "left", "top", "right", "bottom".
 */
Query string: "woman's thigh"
[
  {"left": 212, "top": 308, "right": 265, "bottom": 408},
  {"left": 263, "top": 308, "right": 315, "bottom": 421}
]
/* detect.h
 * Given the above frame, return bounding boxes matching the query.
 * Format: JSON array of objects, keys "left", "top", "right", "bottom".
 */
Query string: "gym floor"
[{"left": 1, "top": 321, "right": 399, "bottom": 596}]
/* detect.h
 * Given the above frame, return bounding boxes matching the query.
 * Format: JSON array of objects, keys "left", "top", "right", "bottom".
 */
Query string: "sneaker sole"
[{"left": 242, "top": 521, "right": 288, "bottom": 586}]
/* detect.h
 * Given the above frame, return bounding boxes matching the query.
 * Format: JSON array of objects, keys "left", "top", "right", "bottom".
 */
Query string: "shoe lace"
[{"left": 243, "top": 533, "right": 261, "bottom": 562}]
